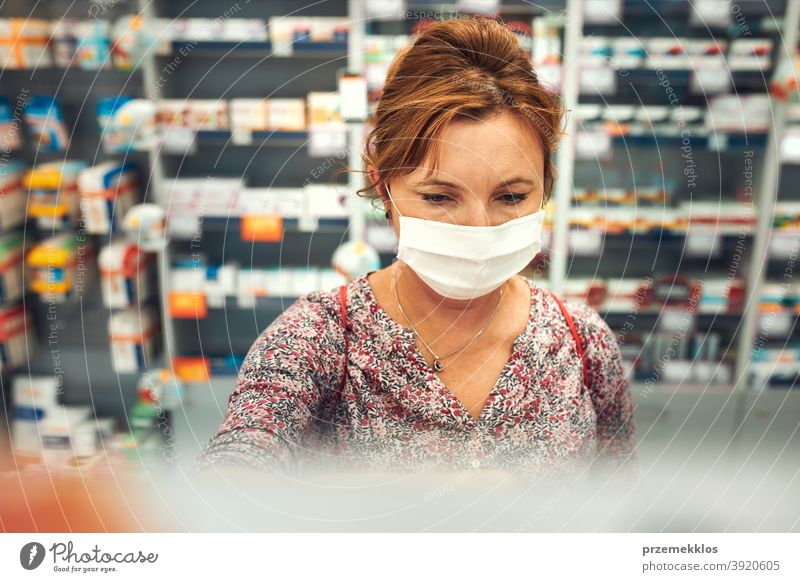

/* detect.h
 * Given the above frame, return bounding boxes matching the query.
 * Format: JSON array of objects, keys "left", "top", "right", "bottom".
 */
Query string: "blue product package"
[{"left": 24, "top": 96, "right": 68, "bottom": 152}]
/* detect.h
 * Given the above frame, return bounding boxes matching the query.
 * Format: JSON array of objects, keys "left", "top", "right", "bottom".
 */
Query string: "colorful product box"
[
  {"left": 99, "top": 240, "right": 154, "bottom": 309},
  {"left": 78, "top": 161, "right": 139, "bottom": 234},
  {"left": 230, "top": 98, "right": 270, "bottom": 130},
  {"left": 25, "top": 160, "right": 87, "bottom": 229},
  {"left": 267, "top": 98, "right": 306, "bottom": 131},
  {"left": 74, "top": 19, "right": 112, "bottom": 69},
  {"left": 0, "top": 18, "right": 52, "bottom": 69},
  {"left": 0, "top": 161, "right": 27, "bottom": 230},
  {"left": 27, "top": 232, "right": 94, "bottom": 302},
  {"left": 108, "top": 307, "right": 160, "bottom": 373},
  {"left": 23, "top": 96, "right": 69, "bottom": 152},
  {"left": 0, "top": 231, "right": 25, "bottom": 303},
  {"left": 0, "top": 97, "right": 23, "bottom": 151},
  {"left": 0, "top": 303, "right": 34, "bottom": 372}
]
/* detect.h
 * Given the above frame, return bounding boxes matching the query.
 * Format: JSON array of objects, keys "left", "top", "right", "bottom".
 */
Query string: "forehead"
[{"left": 408, "top": 111, "right": 545, "bottom": 187}]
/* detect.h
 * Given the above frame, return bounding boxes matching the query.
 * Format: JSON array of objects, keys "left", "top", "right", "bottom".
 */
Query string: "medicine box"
[
  {"left": 99, "top": 240, "right": 154, "bottom": 309},
  {"left": 108, "top": 306, "right": 160, "bottom": 373},
  {"left": 23, "top": 96, "right": 69, "bottom": 152},
  {"left": 0, "top": 303, "right": 34, "bottom": 372},
  {"left": 0, "top": 231, "right": 25, "bottom": 303},
  {"left": 25, "top": 160, "right": 87, "bottom": 229},
  {"left": 27, "top": 232, "right": 94, "bottom": 302},
  {"left": 79, "top": 161, "right": 139, "bottom": 234},
  {"left": 0, "top": 161, "right": 27, "bottom": 231},
  {"left": 0, "top": 18, "right": 52, "bottom": 69},
  {"left": 12, "top": 375, "right": 60, "bottom": 457}
]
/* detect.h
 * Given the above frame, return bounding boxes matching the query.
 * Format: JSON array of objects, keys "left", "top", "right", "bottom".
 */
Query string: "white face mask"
[{"left": 387, "top": 186, "right": 546, "bottom": 300}]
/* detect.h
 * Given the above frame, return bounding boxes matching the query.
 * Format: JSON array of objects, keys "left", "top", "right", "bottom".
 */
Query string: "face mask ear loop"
[{"left": 385, "top": 185, "right": 404, "bottom": 219}]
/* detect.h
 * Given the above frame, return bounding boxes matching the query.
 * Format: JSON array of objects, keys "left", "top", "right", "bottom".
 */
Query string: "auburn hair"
[{"left": 358, "top": 17, "right": 566, "bottom": 207}]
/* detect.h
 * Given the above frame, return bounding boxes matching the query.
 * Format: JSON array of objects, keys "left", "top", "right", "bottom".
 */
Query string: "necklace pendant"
[{"left": 433, "top": 359, "right": 444, "bottom": 372}]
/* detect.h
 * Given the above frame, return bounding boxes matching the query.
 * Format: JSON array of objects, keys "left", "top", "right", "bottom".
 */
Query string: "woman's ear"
[{"left": 366, "top": 164, "right": 390, "bottom": 214}]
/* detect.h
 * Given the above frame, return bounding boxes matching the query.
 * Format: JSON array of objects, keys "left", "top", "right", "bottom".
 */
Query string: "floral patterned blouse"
[{"left": 192, "top": 272, "right": 638, "bottom": 478}]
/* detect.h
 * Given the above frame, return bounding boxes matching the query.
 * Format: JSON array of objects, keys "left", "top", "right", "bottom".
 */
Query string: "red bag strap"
[
  {"left": 337, "top": 284, "right": 348, "bottom": 397},
  {"left": 547, "top": 289, "right": 589, "bottom": 391}
]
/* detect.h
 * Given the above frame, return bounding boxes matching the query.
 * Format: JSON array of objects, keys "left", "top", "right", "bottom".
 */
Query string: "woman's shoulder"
[{"left": 533, "top": 284, "right": 617, "bottom": 352}]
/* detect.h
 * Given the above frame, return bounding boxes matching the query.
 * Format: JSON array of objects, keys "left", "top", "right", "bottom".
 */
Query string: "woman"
[{"left": 193, "top": 18, "right": 637, "bottom": 479}]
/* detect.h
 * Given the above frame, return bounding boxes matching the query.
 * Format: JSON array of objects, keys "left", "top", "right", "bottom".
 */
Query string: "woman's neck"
[{"left": 390, "top": 261, "right": 510, "bottom": 338}]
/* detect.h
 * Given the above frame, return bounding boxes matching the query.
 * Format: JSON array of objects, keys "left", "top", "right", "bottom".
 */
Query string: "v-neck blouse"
[{"left": 193, "top": 273, "right": 638, "bottom": 478}]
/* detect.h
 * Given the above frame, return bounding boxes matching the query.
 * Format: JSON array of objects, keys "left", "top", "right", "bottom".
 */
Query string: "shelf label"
[
  {"left": 579, "top": 66, "right": 617, "bottom": 95},
  {"left": 241, "top": 213, "right": 283, "bottom": 242},
  {"left": 780, "top": 130, "right": 800, "bottom": 163},
  {"left": 169, "top": 291, "right": 208, "bottom": 319},
  {"left": 160, "top": 126, "right": 197, "bottom": 155},
  {"left": 575, "top": 131, "right": 612, "bottom": 161},
  {"left": 686, "top": 228, "right": 722, "bottom": 257},
  {"left": 690, "top": 66, "right": 732, "bottom": 95},
  {"left": 231, "top": 128, "right": 253, "bottom": 146},
  {"left": 365, "top": 0, "right": 405, "bottom": 20},
  {"left": 769, "top": 230, "right": 800, "bottom": 259}
]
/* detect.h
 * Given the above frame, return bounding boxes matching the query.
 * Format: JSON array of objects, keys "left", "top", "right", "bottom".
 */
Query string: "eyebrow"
[{"left": 414, "top": 176, "right": 536, "bottom": 189}]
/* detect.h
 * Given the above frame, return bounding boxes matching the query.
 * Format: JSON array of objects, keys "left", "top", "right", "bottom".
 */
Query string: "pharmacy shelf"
[{"left": 169, "top": 40, "right": 347, "bottom": 57}]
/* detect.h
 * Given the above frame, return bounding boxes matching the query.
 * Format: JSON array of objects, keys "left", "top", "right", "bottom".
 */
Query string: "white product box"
[
  {"left": 78, "top": 162, "right": 139, "bottom": 234},
  {"left": 40, "top": 405, "right": 93, "bottom": 467},
  {"left": 108, "top": 307, "right": 159, "bottom": 373},
  {"left": 12, "top": 375, "right": 60, "bottom": 456},
  {"left": 99, "top": 240, "right": 154, "bottom": 309},
  {"left": 728, "top": 38, "right": 772, "bottom": 71}
]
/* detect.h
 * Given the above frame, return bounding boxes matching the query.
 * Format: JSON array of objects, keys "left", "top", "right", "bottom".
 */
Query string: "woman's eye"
[
  {"left": 421, "top": 194, "right": 450, "bottom": 204},
  {"left": 499, "top": 193, "right": 528, "bottom": 204}
]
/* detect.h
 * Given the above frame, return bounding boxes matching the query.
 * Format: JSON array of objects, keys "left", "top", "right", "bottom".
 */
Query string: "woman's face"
[{"left": 382, "top": 110, "right": 546, "bottom": 232}]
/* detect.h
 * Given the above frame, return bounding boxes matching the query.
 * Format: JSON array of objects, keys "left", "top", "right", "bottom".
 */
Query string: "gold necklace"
[{"left": 392, "top": 266, "right": 507, "bottom": 373}]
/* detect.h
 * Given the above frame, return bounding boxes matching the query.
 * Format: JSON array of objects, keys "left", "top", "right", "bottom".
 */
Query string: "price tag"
[
  {"left": 584, "top": 0, "right": 622, "bottom": 24},
  {"left": 579, "top": 66, "right": 617, "bottom": 95},
  {"left": 568, "top": 228, "right": 603, "bottom": 256},
  {"left": 241, "top": 214, "right": 283, "bottom": 242},
  {"left": 172, "top": 356, "right": 211, "bottom": 382},
  {"left": 167, "top": 213, "right": 201, "bottom": 239},
  {"left": 769, "top": 231, "right": 800, "bottom": 259},
  {"left": 780, "top": 130, "right": 800, "bottom": 163},
  {"left": 708, "top": 132, "right": 729, "bottom": 152},
  {"left": 168, "top": 291, "right": 208, "bottom": 319},
  {"left": 160, "top": 126, "right": 197, "bottom": 155},
  {"left": 659, "top": 308, "right": 694, "bottom": 333},
  {"left": 298, "top": 213, "right": 319, "bottom": 233},
  {"left": 271, "top": 39, "right": 293, "bottom": 57},
  {"left": 231, "top": 128, "right": 253, "bottom": 146},
  {"left": 759, "top": 310, "right": 793, "bottom": 337},
  {"left": 575, "top": 131, "right": 612, "bottom": 161},
  {"left": 690, "top": 67, "right": 731, "bottom": 95},
  {"left": 686, "top": 228, "right": 722, "bottom": 257}
]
